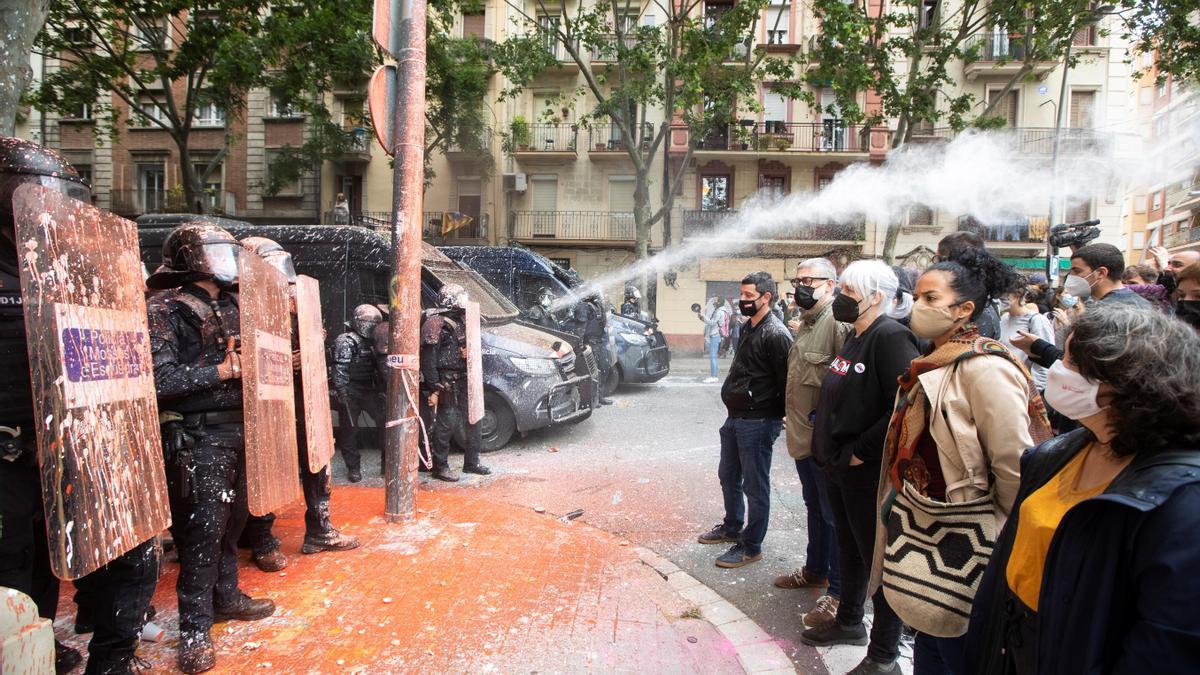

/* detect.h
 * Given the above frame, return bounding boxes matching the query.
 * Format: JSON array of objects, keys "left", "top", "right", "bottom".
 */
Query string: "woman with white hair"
[{"left": 801, "top": 260, "right": 921, "bottom": 675}]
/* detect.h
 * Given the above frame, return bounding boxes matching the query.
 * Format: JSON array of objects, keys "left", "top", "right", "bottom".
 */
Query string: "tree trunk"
[
  {"left": 632, "top": 173, "right": 652, "bottom": 304},
  {"left": 175, "top": 139, "right": 208, "bottom": 214},
  {"left": 0, "top": 0, "right": 49, "bottom": 137}
]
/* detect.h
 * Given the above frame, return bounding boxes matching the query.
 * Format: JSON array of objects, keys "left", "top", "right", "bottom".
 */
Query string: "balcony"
[
  {"left": 911, "top": 127, "right": 1106, "bottom": 155},
  {"left": 693, "top": 122, "right": 883, "bottom": 155},
  {"left": 445, "top": 127, "right": 493, "bottom": 163},
  {"left": 112, "top": 188, "right": 236, "bottom": 216},
  {"left": 513, "top": 124, "right": 577, "bottom": 163},
  {"left": 681, "top": 209, "right": 865, "bottom": 243},
  {"left": 1166, "top": 226, "right": 1200, "bottom": 250},
  {"left": 511, "top": 211, "right": 635, "bottom": 245},
  {"left": 540, "top": 38, "right": 580, "bottom": 71},
  {"left": 320, "top": 211, "right": 488, "bottom": 242},
  {"left": 963, "top": 34, "right": 1055, "bottom": 81},
  {"left": 587, "top": 123, "right": 654, "bottom": 159},
  {"left": 957, "top": 215, "right": 1047, "bottom": 246},
  {"left": 333, "top": 127, "right": 373, "bottom": 162},
  {"left": 589, "top": 34, "right": 639, "bottom": 62}
]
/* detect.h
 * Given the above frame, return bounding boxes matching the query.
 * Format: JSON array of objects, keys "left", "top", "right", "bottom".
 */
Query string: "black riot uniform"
[
  {"left": 0, "top": 135, "right": 157, "bottom": 674},
  {"left": 420, "top": 284, "right": 489, "bottom": 481},
  {"left": 571, "top": 294, "right": 613, "bottom": 404},
  {"left": 330, "top": 305, "right": 385, "bottom": 483},
  {"left": 238, "top": 238, "right": 358, "bottom": 571},
  {"left": 146, "top": 224, "right": 274, "bottom": 674},
  {"left": 621, "top": 284, "right": 641, "bottom": 319}
]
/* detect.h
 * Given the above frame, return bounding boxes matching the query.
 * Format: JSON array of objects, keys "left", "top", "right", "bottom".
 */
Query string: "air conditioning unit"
[{"left": 502, "top": 173, "right": 528, "bottom": 193}]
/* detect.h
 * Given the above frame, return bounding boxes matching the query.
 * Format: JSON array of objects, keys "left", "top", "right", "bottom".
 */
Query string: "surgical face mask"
[
  {"left": 1044, "top": 361, "right": 1106, "bottom": 420},
  {"left": 1060, "top": 293, "right": 1078, "bottom": 309},
  {"left": 1063, "top": 271, "right": 1096, "bottom": 301},
  {"left": 909, "top": 300, "right": 966, "bottom": 339},
  {"left": 831, "top": 292, "right": 865, "bottom": 323}
]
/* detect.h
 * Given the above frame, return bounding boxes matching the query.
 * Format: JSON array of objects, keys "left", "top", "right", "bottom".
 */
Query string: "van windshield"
[{"left": 422, "top": 256, "right": 519, "bottom": 322}]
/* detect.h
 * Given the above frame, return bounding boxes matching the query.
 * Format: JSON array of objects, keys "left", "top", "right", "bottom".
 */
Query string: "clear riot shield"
[
  {"left": 295, "top": 275, "right": 335, "bottom": 473},
  {"left": 239, "top": 252, "right": 300, "bottom": 516},
  {"left": 13, "top": 184, "right": 169, "bottom": 580},
  {"left": 464, "top": 300, "right": 483, "bottom": 424}
]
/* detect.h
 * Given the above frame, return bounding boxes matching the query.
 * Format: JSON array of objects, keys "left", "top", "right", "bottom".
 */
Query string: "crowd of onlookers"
[{"left": 695, "top": 232, "right": 1200, "bottom": 674}]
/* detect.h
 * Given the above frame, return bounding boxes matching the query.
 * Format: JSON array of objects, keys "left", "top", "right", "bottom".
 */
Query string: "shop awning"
[{"left": 1000, "top": 257, "right": 1069, "bottom": 271}]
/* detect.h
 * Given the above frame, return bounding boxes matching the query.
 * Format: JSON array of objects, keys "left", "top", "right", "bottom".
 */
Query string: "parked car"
[
  {"left": 441, "top": 245, "right": 671, "bottom": 394},
  {"left": 137, "top": 216, "right": 595, "bottom": 450}
]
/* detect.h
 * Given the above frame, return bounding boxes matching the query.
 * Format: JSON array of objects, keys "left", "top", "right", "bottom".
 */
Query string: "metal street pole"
[
  {"left": 1046, "top": 42, "right": 1071, "bottom": 286},
  {"left": 383, "top": 0, "right": 426, "bottom": 522}
]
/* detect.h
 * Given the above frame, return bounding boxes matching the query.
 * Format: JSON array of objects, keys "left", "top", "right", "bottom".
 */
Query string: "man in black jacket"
[{"left": 698, "top": 272, "right": 793, "bottom": 568}]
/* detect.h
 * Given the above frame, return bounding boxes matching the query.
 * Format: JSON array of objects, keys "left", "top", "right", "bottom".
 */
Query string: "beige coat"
[
  {"left": 784, "top": 299, "right": 851, "bottom": 460},
  {"left": 868, "top": 352, "right": 1040, "bottom": 594}
]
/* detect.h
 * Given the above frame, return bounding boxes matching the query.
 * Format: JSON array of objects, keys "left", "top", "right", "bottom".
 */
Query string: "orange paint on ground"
[{"left": 56, "top": 487, "right": 742, "bottom": 673}]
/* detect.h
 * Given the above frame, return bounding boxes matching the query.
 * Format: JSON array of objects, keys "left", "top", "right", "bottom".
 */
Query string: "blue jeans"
[
  {"left": 794, "top": 457, "right": 841, "bottom": 598},
  {"left": 708, "top": 336, "right": 721, "bottom": 378},
  {"left": 914, "top": 632, "right": 966, "bottom": 675},
  {"left": 717, "top": 416, "right": 783, "bottom": 556}
]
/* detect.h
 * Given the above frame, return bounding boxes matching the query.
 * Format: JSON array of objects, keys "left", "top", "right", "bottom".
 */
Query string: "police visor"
[{"left": 183, "top": 241, "right": 241, "bottom": 285}]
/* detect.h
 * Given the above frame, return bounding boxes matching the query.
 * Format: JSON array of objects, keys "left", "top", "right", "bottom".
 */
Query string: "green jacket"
[{"left": 784, "top": 299, "right": 851, "bottom": 460}]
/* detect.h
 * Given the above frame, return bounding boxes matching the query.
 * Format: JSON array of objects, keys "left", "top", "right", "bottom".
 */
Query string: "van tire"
[
  {"left": 457, "top": 392, "right": 515, "bottom": 452},
  {"left": 602, "top": 365, "right": 620, "bottom": 396}
]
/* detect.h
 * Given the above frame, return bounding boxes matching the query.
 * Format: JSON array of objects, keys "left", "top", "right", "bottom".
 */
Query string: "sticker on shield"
[
  {"left": 13, "top": 184, "right": 169, "bottom": 580},
  {"left": 240, "top": 252, "right": 300, "bottom": 516},
  {"left": 296, "top": 275, "right": 335, "bottom": 472}
]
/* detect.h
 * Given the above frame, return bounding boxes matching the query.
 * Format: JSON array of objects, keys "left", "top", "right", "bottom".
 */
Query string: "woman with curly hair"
[
  {"left": 965, "top": 304, "right": 1200, "bottom": 674},
  {"left": 865, "top": 249, "right": 1053, "bottom": 674}
]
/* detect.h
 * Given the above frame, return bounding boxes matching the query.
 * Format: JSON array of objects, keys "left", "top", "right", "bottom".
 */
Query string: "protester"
[
  {"left": 870, "top": 250, "right": 1053, "bottom": 674},
  {"left": 332, "top": 193, "right": 350, "bottom": 225},
  {"left": 1122, "top": 264, "right": 1157, "bottom": 285},
  {"left": 1000, "top": 281, "right": 1055, "bottom": 391},
  {"left": 777, "top": 259, "right": 850, "bottom": 628},
  {"left": 1175, "top": 262, "right": 1200, "bottom": 330},
  {"left": 800, "top": 261, "right": 920, "bottom": 675},
  {"left": 1062, "top": 243, "right": 1149, "bottom": 308},
  {"left": 966, "top": 305, "right": 1200, "bottom": 674},
  {"left": 887, "top": 265, "right": 916, "bottom": 324},
  {"left": 1147, "top": 245, "right": 1200, "bottom": 292},
  {"left": 697, "top": 296, "right": 726, "bottom": 383},
  {"left": 698, "top": 272, "right": 792, "bottom": 569},
  {"left": 1123, "top": 263, "right": 1171, "bottom": 311},
  {"left": 935, "top": 232, "right": 1001, "bottom": 338}
]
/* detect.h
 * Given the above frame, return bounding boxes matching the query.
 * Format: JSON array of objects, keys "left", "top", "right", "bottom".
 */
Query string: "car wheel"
[
  {"left": 601, "top": 364, "right": 620, "bottom": 396},
  {"left": 475, "top": 392, "right": 516, "bottom": 452}
]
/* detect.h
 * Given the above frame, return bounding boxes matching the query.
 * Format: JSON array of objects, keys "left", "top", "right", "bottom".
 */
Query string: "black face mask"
[
  {"left": 831, "top": 293, "right": 864, "bottom": 323},
  {"left": 793, "top": 285, "right": 818, "bottom": 310},
  {"left": 738, "top": 298, "right": 760, "bottom": 317},
  {"left": 1177, "top": 300, "right": 1200, "bottom": 328}
]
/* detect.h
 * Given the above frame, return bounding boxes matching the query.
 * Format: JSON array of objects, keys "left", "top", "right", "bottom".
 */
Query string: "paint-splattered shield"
[
  {"left": 464, "top": 300, "right": 483, "bottom": 425},
  {"left": 13, "top": 184, "right": 169, "bottom": 580},
  {"left": 240, "top": 253, "right": 300, "bottom": 516},
  {"left": 295, "top": 275, "right": 335, "bottom": 472}
]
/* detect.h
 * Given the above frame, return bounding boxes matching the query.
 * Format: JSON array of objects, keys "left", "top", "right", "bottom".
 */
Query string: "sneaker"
[
  {"left": 301, "top": 529, "right": 360, "bottom": 554},
  {"left": 213, "top": 592, "right": 275, "bottom": 623},
  {"left": 702, "top": 376, "right": 719, "bottom": 384},
  {"left": 696, "top": 524, "right": 740, "bottom": 544},
  {"left": 846, "top": 656, "right": 901, "bottom": 674},
  {"left": 802, "top": 595, "right": 840, "bottom": 628},
  {"left": 715, "top": 543, "right": 762, "bottom": 568},
  {"left": 252, "top": 548, "right": 288, "bottom": 572},
  {"left": 773, "top": 568, "right": 830, "bottom": 589},
  {"left": 178, "top": 632, "right": 215, "bottom": 674},
  {"left": 799, "top": 619, "right": 868, "bottom": 647}
]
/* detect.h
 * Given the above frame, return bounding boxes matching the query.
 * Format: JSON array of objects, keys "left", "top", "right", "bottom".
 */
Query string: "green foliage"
[
  {"left": 424, "top": 0, "right": 496, "bottom": 181},
  {"left": 1117, "top": 1, "right": 1200, "bottom": 85}
]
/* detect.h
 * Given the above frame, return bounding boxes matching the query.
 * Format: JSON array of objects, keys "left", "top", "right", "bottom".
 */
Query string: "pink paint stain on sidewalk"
[{"left": 57, "top": 487, "right": 745, "bottom": 673}]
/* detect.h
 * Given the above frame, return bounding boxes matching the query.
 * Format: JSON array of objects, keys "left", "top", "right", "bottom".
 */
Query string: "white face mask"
[
  {"left": 1044, "top": 361, "right": 1105, "bottom": 420},
  {"left": 1063, "top": 271, "right": 1096, "bottom": 300}
]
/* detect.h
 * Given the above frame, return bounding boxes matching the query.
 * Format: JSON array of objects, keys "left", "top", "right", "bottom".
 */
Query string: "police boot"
[
  {"left": 463, "top": 463, "right": 492, "bottom": 476},
  {"left": 213, "top": 592, "right": 276, "bottom": 623},
  {"left": 431, "top": 467, "right": 460, "bottom": 482},
  {"left": 301, "top": 527, "right": 360, "bottom": 554},
  {"left": 252, "top": 547, "right": 288, "bottom": 572},
  {"left": 82, "top": 638, "right": 139, "bottom": 675},
  {"left": 347, "top": 465, "right": 363, "bottom": 483},
  {"left": 178, "top": 632, "right": 216, "bottom": 674},
  {"left": 55, "top": 641, "right": 82, "bottom": 674}
]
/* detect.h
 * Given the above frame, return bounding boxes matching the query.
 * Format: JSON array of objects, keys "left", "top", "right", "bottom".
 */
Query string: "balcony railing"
[
  {"left": 512, "top": 211, "right": 635, "bottom": 242},
  {"left": 958, "top": 215, "right": 1046, "bottom": 243},
  {"left": 1166, "top": 226, "right": 1200, "bottom": 249},
  {"left": 964, "top": 34, "right": 1030, "bottom": 62},
  {"left": 588, "top": 123, "right": 654, "bottom": 152},
  {"left": 322, "top": 210, "right": 486, "bottom": 240},
  {"left": 446, "top": 127, "right": 493, "bottom": 154},
  {"left": 111, "top": 188, "right": 235, "bottom": 215},
  {"left": 695, "top": 121, "right": 875, "bottom": 153},
  {"left": 589, "top": 34, "right": 639, "bottom": 61},
  {"left": 913, "top": 127, "right": 1105, "bottom": 154},
  {"left": 681, "top": 209, "right": 865, "bottom": 241},
  {"left": 519, "top": 124, "right": 577, "bottom": 152}
]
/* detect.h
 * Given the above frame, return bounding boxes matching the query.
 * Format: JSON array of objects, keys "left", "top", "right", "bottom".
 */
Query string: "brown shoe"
[
  {"left": 773, "top": 568, "right": 830, "bottom": 589},
  {"left": 178, "top": 632, "right": 216, "bottom": 673},
  {"left": 301, "top": 530, "right": 361, "bottom": 554},
  {"left": 214, "top": 592, "right": 275, "bottom": 623},
  {"left": 802, "top": 594, "right": 840, "bottom": 628},
  {"left": 252, "top": 548, "right": 288, "bottom": 572}
]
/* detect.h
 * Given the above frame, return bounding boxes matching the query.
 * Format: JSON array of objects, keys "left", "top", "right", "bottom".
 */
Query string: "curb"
[{"left": 634, "top": 546, "right": 796, "bottom": 675}]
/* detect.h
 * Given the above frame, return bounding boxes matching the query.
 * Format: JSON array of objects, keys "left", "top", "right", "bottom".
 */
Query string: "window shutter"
[
  {"left": 762, "top": 91, "right": 787, "bottom": 122},
  {"left": 1069, "top": 90, "right": 1095, "bottom": 129},
  {"left": 462, "top": 12, "right": 485, "bottom": 39}
]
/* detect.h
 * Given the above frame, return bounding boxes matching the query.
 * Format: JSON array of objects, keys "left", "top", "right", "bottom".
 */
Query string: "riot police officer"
[
  {"left": 0, "top": 136, "right": 159, "bottom": 674},
  {"left": 524, "top": 286, "right": 559, "bottom": 330},
  {"left": 621, "top": 284, "right": 641, "bottom": 319},
  {"left": 570, "top": 291, "right": 614, "bottom": 406},
  {"left": 420, "top": 284, "right": 491, "bottom": 482},
  {"left": 331, "top": 304, "right": 385, "bottom": 483},
  {"left": 238, "top": 238, "right": 359, "bottom": 573},
  {"left": 146, "top": 223, "right": 274, "bottom": 673}
]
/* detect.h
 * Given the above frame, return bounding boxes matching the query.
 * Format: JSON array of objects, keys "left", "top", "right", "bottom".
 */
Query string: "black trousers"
[
  {"left": 242, "top": 423, "right": 334, "bottom": 552},
  {"left": 333, "top": 387, "right": 385, "bottom": 473},
  {"left": 0, "top": 457, "right": 59, "bottom": 622},
  {"left": 427, "top": 379, "right": 481, "bottom": 471},
  {"left": 827, "top": 462, "right": 904, "bottom": 664},
  {"left": 165, "top": 424, "right": 248, "bottom": 637},
  {"left": 73, "top": 537, "right": 160, "bottom": 673}
]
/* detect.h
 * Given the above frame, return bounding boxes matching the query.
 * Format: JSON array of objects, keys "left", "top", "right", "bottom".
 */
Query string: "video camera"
[{"left": 1048, "top": 219, "right": 1101, "bottom": 250}]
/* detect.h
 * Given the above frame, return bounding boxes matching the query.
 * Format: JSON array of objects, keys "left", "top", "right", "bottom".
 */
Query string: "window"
[
  {"left": 269, "top": 93, "right": 301, "bottom": 118},
  {"left": 1072, "top": 24, "right": 1096, "bottom": 47},
  {"left": 1141, "top": 51, "right": 1153, "bottom": 67},
  {"left": 766, "top": 3, "right": 789, "bottom": 44},
  {"left": 700, "top": 174, "right": 730, "bottom": 211},
  {"left": 538, "top": 15, "right": 560, "bottom": 57},
  {"left": 1065, "top": 198, "right": 1092, "bottom": 223},
  {"left": 194, "top": 101, "right": 225, "bottom": 128},
  {"left": 1068, "top": 90, "right": 1095, "bottom": 129},
  {"left": 193, "top": 162, "right": 223, "bottom": 211},
  {"left": 461, "top": 11, "right": 485, "bottom": 39},
  {"left": 762, "top": 91, "right": 787, "bottom": 124},
  {"left": 528, "top": 175, "right": 558, "bottom": 237},
  {"left": 129, "top": 17, "right": 169, "bottom": 50},
  {"left": 1140, "top": 86, "right": 1152, "bottom": 106},
  {"left": 62, "top": 25, "right": 90, "bottom": 47},
  {"left": 988, "top": 89, "right": 1018, "bottom": 127},
  {"left": 135, "top": 96, "right": 168, "bottom": 126},
  {"left": 908, "top": 204, "right": 933, "bottom": 226},
  {"left": 1133, "top": 192, "right": 1146, "bottom": 213},
  {"left": 1157, "top": 81, "right": 1168, "bottom": 98},
  {"left": 1152, "top": 191, "right": 1162, "bottom": 211},
  {"left": 454, "top": 178, "right": 482, "bottom": 238},
  {"left": 548, "top": 257, "right": 572, "bottom": 270},
  {"left": 1133, "top": 231, "right": 1145, "bottom": 249},
  {"left": 136, "top": 163, "right": 165, "bottom": 212},
  {"left": 266, "top": 150, "right": 302, "bottom": 196},
  {"left": 609, "top": 176, "right": 635, "bottom": 238},
  {"left": 73, "top": 164, "right": 93, "bottom": 187},
  {"left": 919, "top": 0, "right": 937, "bottom": 29},
  {"left": 63, "top": 102, "right": 91, "bottom": 120},
  {"left": 340, "top": 98, "right": 365, "bottom": 129}
]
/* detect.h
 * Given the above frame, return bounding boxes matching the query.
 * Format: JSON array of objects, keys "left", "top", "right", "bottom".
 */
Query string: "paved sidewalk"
[{"left": 55, "top": 486, "right": 778, "bottom": 673}]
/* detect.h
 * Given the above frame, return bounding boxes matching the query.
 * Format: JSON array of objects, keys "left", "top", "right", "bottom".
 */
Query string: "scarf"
[{"left": 884, "top": 325, "right": 1053, "bottom": 495}]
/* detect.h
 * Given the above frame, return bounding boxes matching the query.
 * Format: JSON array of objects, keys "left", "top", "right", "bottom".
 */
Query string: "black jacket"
[
  {"left": 812, "top": 315, "right": 919, "bottom": 474},
  {"left": 965, "top": 429, "right": 1200, "bottom": 674},
  {"left": 721, "top": 312, "right": 793, "bottom": 419},
  {"left": 147, "top": 284, "right": 243, "bottom": 413}
]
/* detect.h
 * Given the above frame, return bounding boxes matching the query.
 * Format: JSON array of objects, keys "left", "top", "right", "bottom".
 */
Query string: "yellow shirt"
[{"left": 1005, "top": 444, "right": 1114, "bottom": 612}]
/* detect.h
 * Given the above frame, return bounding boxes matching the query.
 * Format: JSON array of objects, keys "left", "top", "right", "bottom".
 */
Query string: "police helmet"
[
  {"left": 437, "top": 283, "right": 468, "bottom": 309},
  {"left": 146, "top": 222, "right": 242, "bottom": 290},
  {"left": 352, "top": 304, "right": 383, "bottom": 338},
  {"left": 241, "top": 236, "right": 297, "bottom": 283},
  {"left": 0, "top": 136, "right": 92, "bottom": 245}
]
